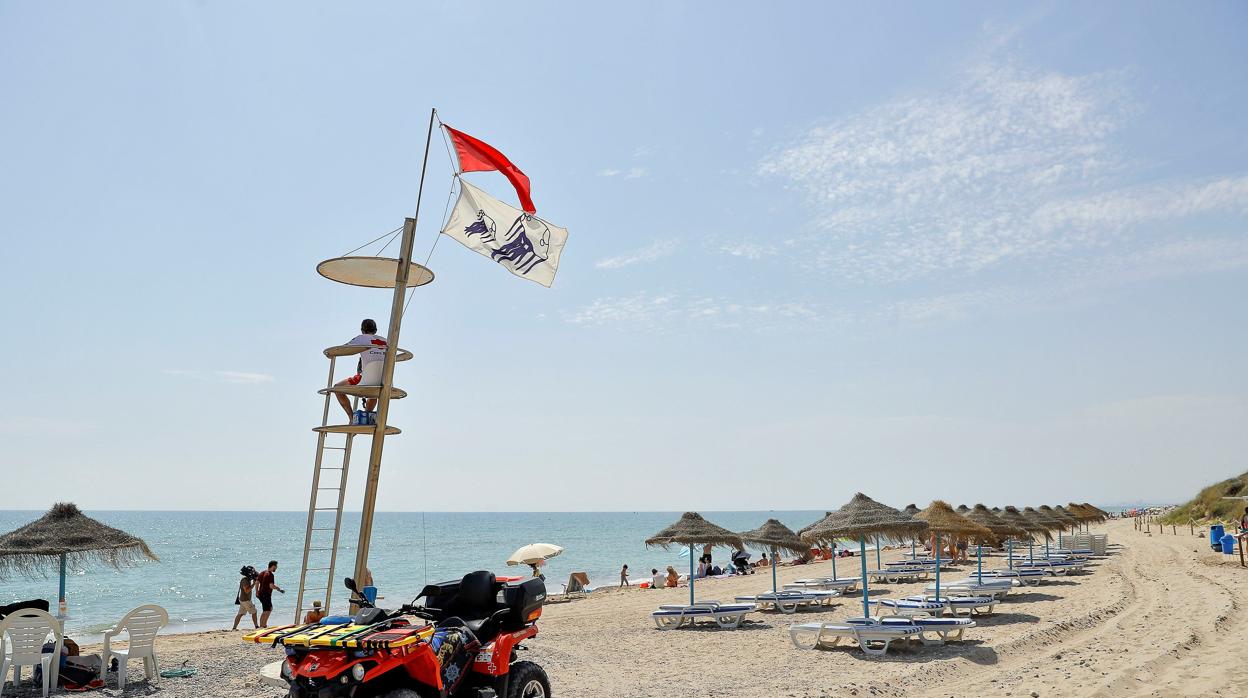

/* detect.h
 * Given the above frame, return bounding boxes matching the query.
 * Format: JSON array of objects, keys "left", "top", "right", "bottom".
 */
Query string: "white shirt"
[
  {"left": 348, "top": 334, "right": 388, "bottom": 369},
  {"left": 651, "top": 572, "right": 665, "bottom": 588}
]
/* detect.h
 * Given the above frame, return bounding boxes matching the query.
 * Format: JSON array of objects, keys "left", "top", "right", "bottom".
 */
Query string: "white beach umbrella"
[{"left": 506, "top": 543, "right": 564, "bottom": 566}]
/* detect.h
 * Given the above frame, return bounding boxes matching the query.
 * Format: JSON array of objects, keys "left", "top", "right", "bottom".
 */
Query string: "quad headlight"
[
  {"left": 351, "top": 663, "right": 367, "bottom": 682},
  {"left": 281, "top": 661, "right": 293, "bottom": 680}
]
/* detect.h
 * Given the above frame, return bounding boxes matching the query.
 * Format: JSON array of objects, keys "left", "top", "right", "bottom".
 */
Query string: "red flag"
[{"left": 443, "top": 125, "right": 536, "bottom": 214}]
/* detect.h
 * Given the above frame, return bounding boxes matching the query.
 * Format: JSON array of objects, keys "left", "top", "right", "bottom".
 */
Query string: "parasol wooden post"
[
  {"left": 58, "top": 553, "right": 67, "bottom": 617},
  {"left": 858, "top": 537, "right": 870, "bottom": 619},
  {"left": 771, "top": 546, "right": 778, "bottom": 595},
  {"left": 688, "top": 544, "right": 695, "bottom": 606},
  {"left": 934, "top": 533, "right": 942, "bottom": 599}
]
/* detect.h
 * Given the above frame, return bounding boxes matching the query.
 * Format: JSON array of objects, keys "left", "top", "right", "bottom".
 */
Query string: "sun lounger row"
[
  {"left": 790, "top": 616, "right": 976, "bottom": 656},
  {"left": 734, "top": 590, "right": 839, "bottom": 613},
  {"left": 651, "top": 602, "right": 757, "bottom": 630}
]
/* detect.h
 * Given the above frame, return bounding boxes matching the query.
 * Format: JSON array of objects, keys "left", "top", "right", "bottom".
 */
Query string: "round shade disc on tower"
[{"left": 317, "top": 256, "right": 435, "bottom": 289}]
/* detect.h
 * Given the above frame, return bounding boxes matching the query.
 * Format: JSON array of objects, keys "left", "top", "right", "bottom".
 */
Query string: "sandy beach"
[{"left": 2, "top": 519, "right": 1232, "bottom": 697}]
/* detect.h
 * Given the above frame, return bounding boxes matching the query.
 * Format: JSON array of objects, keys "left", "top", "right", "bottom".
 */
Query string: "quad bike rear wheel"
[{"left": 506, "top": 661, "right": 551, "bottom": 698}]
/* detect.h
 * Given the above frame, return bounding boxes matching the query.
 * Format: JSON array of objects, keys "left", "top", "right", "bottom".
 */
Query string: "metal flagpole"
[{"left": 352, "top": 108, "right": 438, "bottom": 598}]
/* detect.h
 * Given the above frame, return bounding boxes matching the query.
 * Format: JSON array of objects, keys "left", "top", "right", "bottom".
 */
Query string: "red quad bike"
[{"left": 277, "top": 572, "right": 550, "bottom": 698}]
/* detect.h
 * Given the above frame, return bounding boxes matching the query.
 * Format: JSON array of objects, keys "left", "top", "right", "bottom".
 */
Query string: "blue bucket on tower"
[{"left": 1211, "top": 524, "right": 1225, "bottom": 550}]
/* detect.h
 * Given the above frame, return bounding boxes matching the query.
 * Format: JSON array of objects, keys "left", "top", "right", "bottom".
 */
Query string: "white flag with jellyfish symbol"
[{"left": 440, "top": 179, "right": 568, "bottom": 288}]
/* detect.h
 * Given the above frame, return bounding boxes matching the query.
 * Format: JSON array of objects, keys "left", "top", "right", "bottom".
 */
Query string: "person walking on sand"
[
  {"left": 619, "top": 564, "right": 629, "bottom": 587},
  {"left": 256, "top": 560, "right": 285, "bottom": 628},
  {"left": 232, "top": 569, "right": 258, "bottom": 630},
  {"left": 333, "top": 319, "right": 388, "bottom": 421}
]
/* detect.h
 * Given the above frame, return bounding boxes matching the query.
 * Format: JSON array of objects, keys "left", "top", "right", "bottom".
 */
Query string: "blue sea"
[{"left": 0, "top": 510, "right": 827, "bottom": 642}]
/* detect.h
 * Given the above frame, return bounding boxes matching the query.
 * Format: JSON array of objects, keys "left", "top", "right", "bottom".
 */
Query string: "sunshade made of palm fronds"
[
  {"left": 0, "top": 503, "right": 158, "bottom": 579},
  {"left": 739, "top": 519, "right": 809, "bottom": 556},
  {"left": 914, "top": 501, "right": 994, "bottom": 541},
  {"left": 800, "top": 493, "right": 928, "bottom": 544},
  {"left": 645, "top": 512, "right": 742, "bottom": 549}
]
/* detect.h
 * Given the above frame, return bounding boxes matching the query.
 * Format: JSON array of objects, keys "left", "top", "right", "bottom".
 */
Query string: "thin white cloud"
[
  {"left": 597, "top": 166, "right": 646, "bottom": 179},
  {"left": 717, "top": 241, "right": 777, "bottom": 260},
  {"left": 565, "top": 292, "right": 825, "bottom": 330},
  {"left": 595, "top": 239, "right": 678, "bottom": 269},
  {"left": 162, "top": 369, "right": 276, "bottom": 385}
]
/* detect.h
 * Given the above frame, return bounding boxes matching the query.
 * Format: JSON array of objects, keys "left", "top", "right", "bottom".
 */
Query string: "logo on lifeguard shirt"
[{"left": 463, "top": 210, "right": 550, "bottom": 277}]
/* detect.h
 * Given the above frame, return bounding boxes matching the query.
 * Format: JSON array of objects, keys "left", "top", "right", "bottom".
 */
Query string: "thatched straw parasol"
[
  {"left": 801, "top": 493, "right": 928, "bottom": 618},
  {"left": 1065, "top": 503, "right": 1098, "bottom": 522},
  {"left": 901, "top": 504, "right": 921, "bottom": 558},
  {"left": 1083, "top": 503, "right": 1111, "bottom": 520},
  {"left": 1022, "top": 506, "right": 1066, "bottom": 562},
  {"left": 740, "top": 519, "right": 808, "bottom": 595},
  {"left": 0, "top": 503, "right": 158, "bottom": 616},
  {"left": 646, "top": 512, "right": 742, "bottom": 605},
  {"left": 914, "top": 501, "right": 993, "bottom": 596},
  {"left": 797, "top": 512, "right": 833, "bottom": 538},
  {"left": 1050, "top": 505, "right": 1082, "bottom": 533},
  {"left": 965, "top": 504, "right": 1028, "bottom": 577},
  {"left": 998, "top": 506, "right": 1046, "bottom": 568}
]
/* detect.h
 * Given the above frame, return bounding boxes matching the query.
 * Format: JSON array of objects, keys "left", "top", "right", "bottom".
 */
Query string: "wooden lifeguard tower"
[{"left": 291, "top": 236, "right": 434, "bottom": 623}]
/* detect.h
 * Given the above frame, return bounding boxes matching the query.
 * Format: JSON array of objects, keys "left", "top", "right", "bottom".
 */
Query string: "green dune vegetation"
[{"left": 1161, "top": 470, "right": 1248, "bottom": 525}]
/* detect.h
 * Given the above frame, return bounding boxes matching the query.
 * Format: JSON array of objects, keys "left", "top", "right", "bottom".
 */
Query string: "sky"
[{"left": 1, "top": 2, "right": 1245, "bottom": 512}]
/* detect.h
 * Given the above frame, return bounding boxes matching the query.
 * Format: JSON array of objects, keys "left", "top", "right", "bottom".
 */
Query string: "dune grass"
[{"left": 1161, "top": 470, "right": 1248, "bottom": 525}]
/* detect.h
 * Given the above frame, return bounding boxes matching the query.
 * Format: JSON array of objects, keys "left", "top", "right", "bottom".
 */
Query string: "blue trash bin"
[
  {"left": 1222, "top": 534, "right": 1237, "bottom": 555},
  {"left": 363, "top": 585, "right": 378, "bottom": 605},
  {"left": 1211, "top": 524, "right": 1225, "bottom": 550}
]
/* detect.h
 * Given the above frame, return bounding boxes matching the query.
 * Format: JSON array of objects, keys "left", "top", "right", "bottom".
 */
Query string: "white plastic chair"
[
  {"left": 0, "top": 608, "right": 63, "bottom": 698},
  {"left": 100, "top": 604, "right": 168, "bottom": 688}
]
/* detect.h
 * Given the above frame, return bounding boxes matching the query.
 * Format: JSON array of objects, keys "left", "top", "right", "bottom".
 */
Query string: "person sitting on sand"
[
  {"left": 665, "top": 566, "right": 679, "bottom": 587},
  {"left": 303, "top": 600, "right": 326, "bottom": 624},
  {"left": 333, "top": 319, "right": 388, "bottom": 421},
  {"left": 650, "top": 568, "right": 664, "bottom": 589},
  {"left": 755, "top": 552, "right": 770, "bottom": 568},
  {"left": 696, "top": 558, "right": 708, "bottom": 578}
]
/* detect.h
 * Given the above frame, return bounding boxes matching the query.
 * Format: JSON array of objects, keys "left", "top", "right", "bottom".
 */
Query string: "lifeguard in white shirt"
[{"left": 334, "top": 318, "right": 387, "bottom": 420}]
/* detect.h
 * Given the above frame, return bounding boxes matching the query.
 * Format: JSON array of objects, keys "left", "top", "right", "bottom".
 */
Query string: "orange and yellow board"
[{"left": 244, "top": 621, "right": 434, "bottom": 650}]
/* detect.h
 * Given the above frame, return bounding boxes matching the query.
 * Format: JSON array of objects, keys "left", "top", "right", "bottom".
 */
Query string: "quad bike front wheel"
[{"left": 506, "top": 661, "right": 551, "bottom": 698}]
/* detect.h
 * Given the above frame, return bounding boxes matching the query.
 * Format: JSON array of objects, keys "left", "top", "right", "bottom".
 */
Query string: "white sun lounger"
[
  {"left": 871, "top": 598, "right": 946, "bottom": 618},
  {"left": 925, "top": 579, "right": 1012, "bottom": 599},
  {"left": 789, "top": 619, "right": 923, "bottom": 657},
  {"left": 867, "top": 567, "right": 930, "bottom": 583},
  {"left": 651, "top": 602, "right": 757, "bottom": 630},
  {"left": 968, "top": 569, "right": 1047, "bottom": 586},
  {"left": 865, "top": 616, "right": 976, "bottom": 645},
  {"left": 735, "top": 591, "right": 828, "bottom": 613},
  {"left": 1014, "top": 560, "right": 1086, "bottom": 575},
  {"left": 905, "top": 594, "right": 996, "bottom": 616},
  {"left": 785, "top": 578, "right": 858, "bottom": 592}
]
